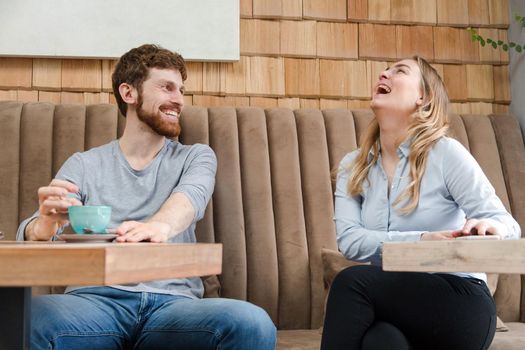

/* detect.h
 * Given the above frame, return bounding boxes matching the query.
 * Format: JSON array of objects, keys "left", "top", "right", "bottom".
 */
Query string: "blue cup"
[{"left": 68, "top": 206, "right": 112, "bottom": 234}]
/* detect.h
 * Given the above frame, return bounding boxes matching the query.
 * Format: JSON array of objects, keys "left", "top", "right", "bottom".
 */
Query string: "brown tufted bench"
[{"left": 1, "top": 101, "right": 524, "bottom": 349}]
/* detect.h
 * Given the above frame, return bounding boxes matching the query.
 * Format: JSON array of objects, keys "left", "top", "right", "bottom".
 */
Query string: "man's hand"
[
  {"left": 115, "top": 221, "right": 171, "bottom": 243},
  {"left": 26, "top": 179, "right": 82, "bottom": 241}
]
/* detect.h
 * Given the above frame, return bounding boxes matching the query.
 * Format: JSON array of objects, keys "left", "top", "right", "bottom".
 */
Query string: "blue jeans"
[{"left": 31, "top": 287, "right": 276, "bottom": 350}]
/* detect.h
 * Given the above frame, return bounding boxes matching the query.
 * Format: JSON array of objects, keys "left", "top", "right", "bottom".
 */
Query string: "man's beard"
[{"left": 136, "top": 95, "right": 181, "bottom": 138}]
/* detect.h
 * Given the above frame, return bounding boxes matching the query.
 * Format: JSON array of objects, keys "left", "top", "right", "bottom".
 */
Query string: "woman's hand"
[
  {"left": 420, "top": 219, "right": 505, "bottom": 241},
  {"left": 420, "top": 230, "right": 462, "bottom": 241},
  {"left": 454, "top": 218, "right": 504, "bottom": 239}
]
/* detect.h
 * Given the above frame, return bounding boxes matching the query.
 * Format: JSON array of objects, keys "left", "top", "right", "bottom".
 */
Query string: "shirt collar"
[{"left": 367, "top": 137, "right": 412, "bottom": 160}]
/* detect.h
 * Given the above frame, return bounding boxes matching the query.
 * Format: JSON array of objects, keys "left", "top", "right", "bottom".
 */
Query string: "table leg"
[{"left": 0, "top": 287, "right": 31, "bottom": 350}]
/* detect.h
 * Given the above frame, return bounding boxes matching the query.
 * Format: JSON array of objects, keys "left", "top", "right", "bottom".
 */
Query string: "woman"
[{"left": 321, "top": 56, "right": 520, "bottom": 350}]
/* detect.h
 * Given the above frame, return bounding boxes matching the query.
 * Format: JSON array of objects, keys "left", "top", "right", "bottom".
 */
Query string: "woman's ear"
[
  {"left": 416, "top": 96, "right": 423, "bottom": 106},
  {"left": 118, "top": 83, "right": 138, "bottom": 105}
]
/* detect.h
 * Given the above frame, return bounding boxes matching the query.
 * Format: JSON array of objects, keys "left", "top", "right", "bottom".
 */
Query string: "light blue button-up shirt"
[{"left": 335, "top": 136, "right": 521, "bottom": 281}]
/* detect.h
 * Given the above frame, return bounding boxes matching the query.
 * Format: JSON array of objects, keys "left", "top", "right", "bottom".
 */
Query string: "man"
[{"left": 17, "top": 44, "right": 276, "bottom": 350}]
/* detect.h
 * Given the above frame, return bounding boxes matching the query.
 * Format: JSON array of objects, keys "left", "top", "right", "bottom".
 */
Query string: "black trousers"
[{"left": 321, "top": 265, "right": 497, "bottom": 350}]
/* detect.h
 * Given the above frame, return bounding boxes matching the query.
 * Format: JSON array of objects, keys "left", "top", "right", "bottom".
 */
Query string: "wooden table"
[
  {"left": 0, "top": 241, "right": 222, "bottom": 350},
  {"left": 382, "top": 239, "right": 525, "bottom": 273}
]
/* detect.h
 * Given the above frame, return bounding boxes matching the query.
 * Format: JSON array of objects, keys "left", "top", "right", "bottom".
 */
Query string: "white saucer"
[{"left": 57, "top": 234, "right": 117, "bottom": 243}]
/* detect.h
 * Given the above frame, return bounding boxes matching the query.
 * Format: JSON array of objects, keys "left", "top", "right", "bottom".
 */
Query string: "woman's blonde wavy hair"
[{"left": 347, "top": 56, "right": 449, "bottom": 215}]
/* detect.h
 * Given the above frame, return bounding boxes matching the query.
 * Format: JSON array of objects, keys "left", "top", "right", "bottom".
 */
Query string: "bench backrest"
[{"left": 1, "top": 101, "right": 524, "bottom": 328}]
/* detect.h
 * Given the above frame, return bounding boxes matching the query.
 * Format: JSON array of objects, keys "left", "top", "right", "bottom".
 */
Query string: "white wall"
[
  {"left": 0, "top": 0, "right": 239, "bottom": 61},
  {"left": 509, "top": 0, "right": 525, "bottom": 138}
]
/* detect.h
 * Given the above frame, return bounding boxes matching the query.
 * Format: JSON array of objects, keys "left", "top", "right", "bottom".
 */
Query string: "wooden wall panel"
[
  {"left": 395, "top": 25, "right": 434, "bottom": 60},
  {"left": 300, "top": 98, "right": 320, "bottom": 109},
  {"left": 359, "top": 24, "right": 397, "bottom": 60},
  {"left": 223, "top": 57, "right": 249, "bottom": 95},
  {"left": 101, "top": 60, "right": 117, "bottom": 92},
  {"left": 253, "top": 0, "right": 282, "bottom": 18},
  {"left": 391, "top": 0, "right": 437, "bottom": 25},
  {"left": 0, "top": 90, "right": 18, "bottom": 101},
  {"left": 443, "top": 64, "right": 467, "bottom": 101},
  {"left": 468, "top": 0, "right": 490, "bottom": 26},
  {"left": 278, "top": 97, "right": 301, "bottom": 109},
  {"left": 282, "top": 0, "right": 303, "bottom": 19},
  {"left": 281, "top": 20, "right": 317, "bottom": 57},
  {"left": 459, "top": 28, "right": 480, "bottom": 63},
  {"left": 185, "top": 62, "right": 203, "bottom": 94},
  {"left": 488, "top": 0, "right": 509, "bottom": 27},
  {"left": 493, "top": 65, "right": 510, "bottom": 103},
  {"left": 466, "top": 64, "right": 494, "bottom": 101},
  {"left": 499, "top": 30, "right": 509, "bottom": 63},
  {"left": 61, "top": 59, "right": 101, "bottom": 92},
  {"left": 470, "top": 102, "right": 493, "bottom": 114},
  {"left": 0, "top": 1, "right": 511, "bottom": 116},
  {"left": 0, "top": 58, "right": 32, "bottom": 89},
  {"left": 38, "top": 91, "right": 61, "bottom": 104},
  {"left": 437, "top": 0, "right": 469, "bottom": 26},
  {"left": 320, "top": 98, "right": 348, "bottom": 109},
  {"left": 478, "top": 28, "right": 501, "bottom": 63},
  {"left": 368, "top": 0, "right": 390, "bottom": 22},
  {"left": 284, "top": 58, "right": 320, "bottom": 97},
  {"left": 240, "top": 19, "right": 280, "bottom": 56},
  {"left": 367, "top": 60, "right": 388, "bottom": 88},
  {"left": 250, "top": 97, "right": 279, "bottom": 108},
  {"left": 17, "top": 90, "right": 38, "bottom": 102},
  {"left": 347, "top": 60, "right": 370, "bottom": 99},
  {"left": 60, "top": 92, "right": 84, "bottom": 104},
  {"left": 316, "top": 22, "right": 358, "bottom": 59},
  {"left": 303, "top": 0, "right": 347, "bottom": 21},
  {"left": 433, "top": 27, "right": 462, "bottom": 63},
  {"left": 319, "top": 60, "right": 347, "bottom": 97},
  {"left": 241, "top": 0, "right": 253, "bottom": 17},
  {"left": 203, "top": 63, "right": 223, "bottom": 95},
  {"left": 246, "top": 57, "right": 285, "bottom": 96},
  {"left": 33, "top": 59, "right": 61, "bottom": 91},
  {"left": 347, "top": 0, "right": 368, "bottom": 22}
]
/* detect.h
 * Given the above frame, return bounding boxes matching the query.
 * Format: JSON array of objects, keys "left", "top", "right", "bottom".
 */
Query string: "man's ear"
[{"left": 118, "top": 83, "right": 138, "bottom": 104}]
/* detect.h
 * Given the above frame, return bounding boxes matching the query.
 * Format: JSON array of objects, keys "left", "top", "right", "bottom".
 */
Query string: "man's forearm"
[{"left": 149, "top": 192, "right": 196, "bottom": 238}]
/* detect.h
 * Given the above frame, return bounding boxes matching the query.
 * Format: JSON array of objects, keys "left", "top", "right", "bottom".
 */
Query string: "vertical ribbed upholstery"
[
  {"left": 85, "top": 105, "right": 118, "bottom": 149},
  {"left": 19, "top": 103, "right": 55, "bottom": 222},
  {"left": 237, "top": 107, "right": 279, "bottom": 323},
  {"left": 323, "top": 109, "right": 358, "bottom": 172},
  {"left": 0, "top": 102, "right": 22, "bottom": 239},
  {"left": 2, "top": 102, "right": 525, "bottom": 333},
  {"left": 489, "top": 114, "right": 525, "bottom": 323},
  {"left": 448, "top": 114, "right": 470, "bottom": 150},
  {"left": 208, "top": 107, "right": 247, "bottom": 301},
  {"left": 294, "top": 109, "right": 336, "bottom": 328},
  {"left": 461, "top": 114, "right": 521, "bottom": 322},
  {"left": 266, "top": 108, "right": 310, "bottom": 329},
  {"left": 53, "top": 105, "right": 87, "bottom": 175}
]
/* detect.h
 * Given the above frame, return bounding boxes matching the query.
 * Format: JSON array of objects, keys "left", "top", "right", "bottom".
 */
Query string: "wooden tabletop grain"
[{"left": 0, "top": 242, "right": 222, "bottom": 286}]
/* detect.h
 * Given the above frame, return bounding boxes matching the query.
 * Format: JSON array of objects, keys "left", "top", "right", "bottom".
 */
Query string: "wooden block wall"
[{"left": 0, "top": 0, "right": 511, "bottom": 112}]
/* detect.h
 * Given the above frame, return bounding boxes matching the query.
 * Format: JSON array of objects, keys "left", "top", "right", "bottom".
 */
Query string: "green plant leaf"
[
  {"left": 510, "top": 42, "right": 516, "bottom": 48},
  {"left": 492, "top": 42, "right": 497, "bottom": 49},
  {"left": 498, "top": 40, "right": 504, "bottom": 46},
  {"left": 503, "top": 44, "right": 509, "bottom": 51},
  {"left": 517, "top": 45, "right": 523, "bottom": 53},
  {"left": 487, "top": 38, "right": 493, "bottom": 44},
  {"left": 480, "top": 38, "right": 486, "bottom": 47}
]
